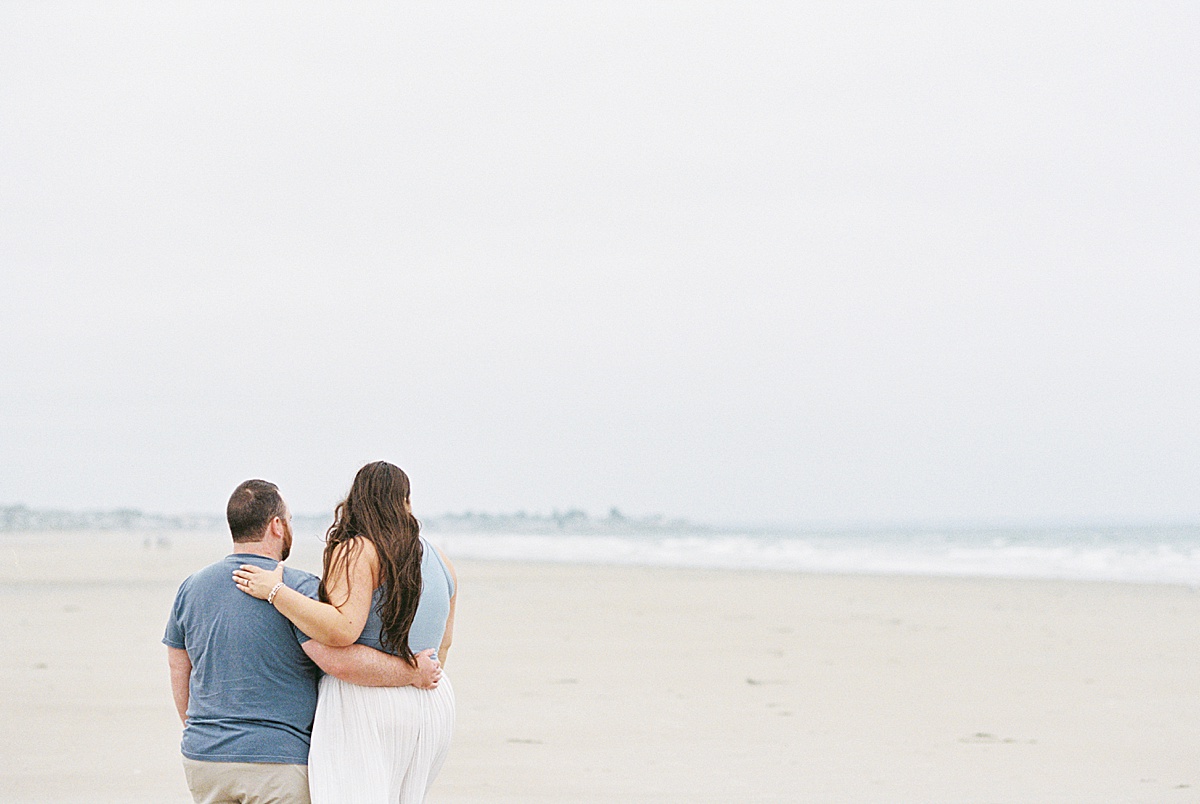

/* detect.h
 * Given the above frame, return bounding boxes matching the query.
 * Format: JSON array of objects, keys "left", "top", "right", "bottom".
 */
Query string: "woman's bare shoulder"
[{"left": 328, "top": 535, "right": 381, "bottom": 576}]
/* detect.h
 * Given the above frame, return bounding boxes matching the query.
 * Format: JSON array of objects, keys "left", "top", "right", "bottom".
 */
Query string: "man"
[{"left": 164, "top": 479, "right": 441, "bottom": 804}]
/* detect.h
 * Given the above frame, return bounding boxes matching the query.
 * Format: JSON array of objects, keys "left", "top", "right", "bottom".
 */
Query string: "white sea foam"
[{"left": 428, "top": 527, "right": 1200, "bottom": 586}]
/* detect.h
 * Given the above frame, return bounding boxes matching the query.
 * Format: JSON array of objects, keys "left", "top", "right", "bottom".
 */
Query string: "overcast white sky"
[{"left": 2, "top": 2, "right": 1198, "bottom": 525}]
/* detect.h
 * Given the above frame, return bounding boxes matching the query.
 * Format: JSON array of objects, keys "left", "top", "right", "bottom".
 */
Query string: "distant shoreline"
[
  {"left": 6, "top": 505, "right": 1200, "bottom": 584},
  {"left": 3, "top": 504, "right": 1196, "bottom": 536},
  {"left": 0, "top": 504, "right": 707, "bottom": 535}
]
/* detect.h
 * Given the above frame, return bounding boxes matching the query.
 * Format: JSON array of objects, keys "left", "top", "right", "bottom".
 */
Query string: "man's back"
[{"left": 164, "top": 553, "right": 320, "bottom": 764}]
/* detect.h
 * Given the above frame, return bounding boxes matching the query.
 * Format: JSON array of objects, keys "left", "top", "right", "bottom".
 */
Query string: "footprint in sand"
[{"left": 959, "top": 732, "right": 1036, "bottom": 745}]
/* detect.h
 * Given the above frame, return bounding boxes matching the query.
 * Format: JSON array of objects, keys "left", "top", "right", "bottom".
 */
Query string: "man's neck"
[{"left": 230, "top": 540, "right": 282, "bottom": 561}]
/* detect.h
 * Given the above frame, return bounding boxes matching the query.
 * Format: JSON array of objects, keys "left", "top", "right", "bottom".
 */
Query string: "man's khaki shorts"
[{"left": 182, "top": 757, "right": 310, "bottom": 804}]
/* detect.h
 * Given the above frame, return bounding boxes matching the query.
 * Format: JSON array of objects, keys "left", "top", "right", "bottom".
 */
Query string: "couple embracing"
[{"left": 164, "top": 461, "right": 457, "bottom": 804}]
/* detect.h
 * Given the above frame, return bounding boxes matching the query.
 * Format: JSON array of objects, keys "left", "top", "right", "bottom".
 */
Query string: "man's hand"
[
  {"left": 413, "top": 649, "right": 442, "bottom": 689},
  {"left": 302, "top": 643, "right": 442, "bottom": 688}
]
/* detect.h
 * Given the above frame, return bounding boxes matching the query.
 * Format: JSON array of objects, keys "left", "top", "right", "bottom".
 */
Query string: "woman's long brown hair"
[{"left": 319, "top": 461, "right": 423, "bottom": 665}]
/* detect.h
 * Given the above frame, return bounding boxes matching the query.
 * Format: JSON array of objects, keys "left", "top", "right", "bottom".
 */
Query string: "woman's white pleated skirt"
[{"left": 308, "top": 673, "right": 455, "bottom": 804}]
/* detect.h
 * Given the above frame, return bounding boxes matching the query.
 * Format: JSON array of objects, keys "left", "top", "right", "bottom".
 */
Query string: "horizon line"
[{"left": 1, "top": 503, "right": 1197, "bottom": 532}]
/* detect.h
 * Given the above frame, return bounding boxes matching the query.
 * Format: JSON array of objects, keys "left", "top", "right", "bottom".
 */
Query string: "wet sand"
[{"left": 1, "top": 531, "right": 1198, "bottom": 802}]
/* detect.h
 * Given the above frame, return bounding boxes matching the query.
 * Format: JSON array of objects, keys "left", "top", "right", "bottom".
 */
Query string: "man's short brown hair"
[{"left": 226, "top": 480, "right": 286, "bottom": 542}]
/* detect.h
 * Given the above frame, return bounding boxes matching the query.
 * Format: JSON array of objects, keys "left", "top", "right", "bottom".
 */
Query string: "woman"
[{"left": 233, "top": 461, "right": 457, "bottom": 804}]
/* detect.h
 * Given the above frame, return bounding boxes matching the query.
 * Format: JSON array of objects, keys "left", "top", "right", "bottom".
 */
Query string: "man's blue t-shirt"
[{"left": 163, "top": 554, "right": 320, "bottom": 764}]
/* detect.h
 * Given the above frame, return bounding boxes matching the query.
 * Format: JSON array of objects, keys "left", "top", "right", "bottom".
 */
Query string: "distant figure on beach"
[
  {"left": 234, "top": 461, "right": 458, "bottom": 804},
  {"left": 164, "top": 479, "right": 441, "bottom": 804}
]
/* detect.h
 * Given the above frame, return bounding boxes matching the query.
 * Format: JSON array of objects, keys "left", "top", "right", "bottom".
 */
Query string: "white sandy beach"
[{"left": 1, "top": 531, "right": 1198, "bottom": 803}]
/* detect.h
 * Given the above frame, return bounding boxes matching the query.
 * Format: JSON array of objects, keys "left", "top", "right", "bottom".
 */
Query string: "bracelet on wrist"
[{"left": 267, "top": 581, "right": 285, "bottom": 605}]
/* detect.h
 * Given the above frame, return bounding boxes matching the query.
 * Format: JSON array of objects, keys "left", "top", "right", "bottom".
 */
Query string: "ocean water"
[{"left": 427, "top": 525, "right": 1200, "bottom": 586}]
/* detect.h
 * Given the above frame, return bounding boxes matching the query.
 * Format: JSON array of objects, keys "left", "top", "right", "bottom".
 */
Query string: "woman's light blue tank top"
[{"left": 354, "top": 537, "right": 455, "bottom": 659}]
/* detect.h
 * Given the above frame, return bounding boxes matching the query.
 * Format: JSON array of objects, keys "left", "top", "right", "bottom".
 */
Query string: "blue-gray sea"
[
  {"left": 427, "top": 524, "right": 1200, "bottom": 585},
  {"left": 9, "top": 516, "right": 1199, "bottom": 586}
]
